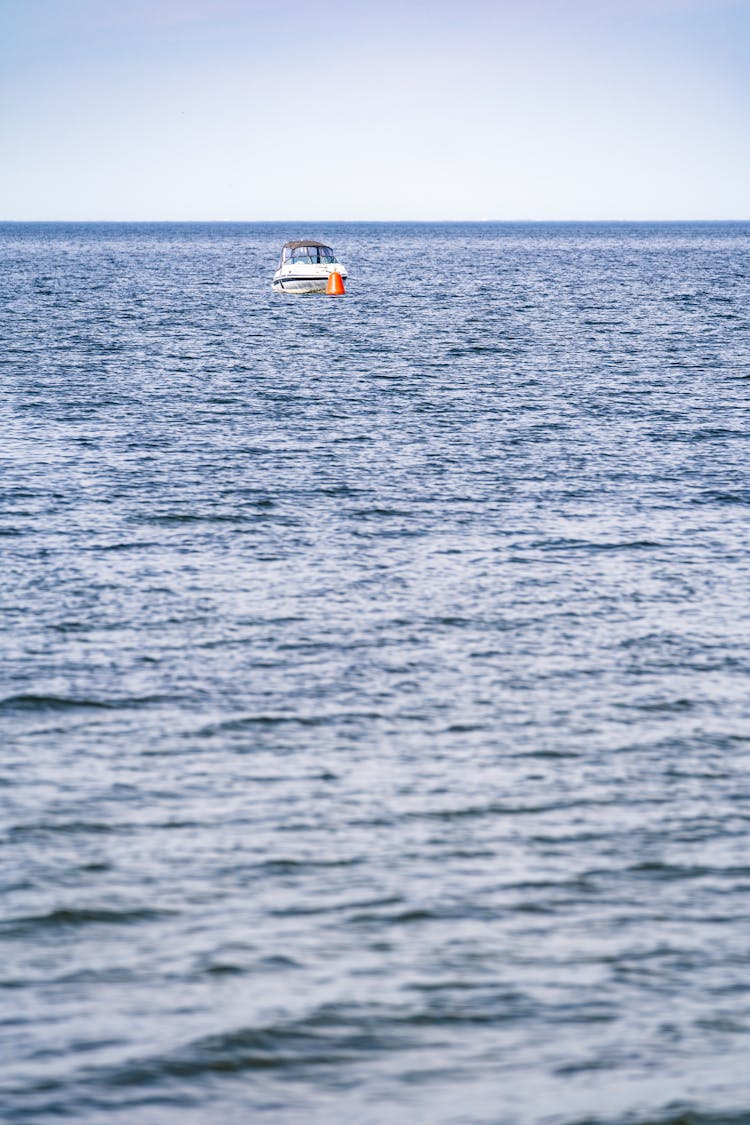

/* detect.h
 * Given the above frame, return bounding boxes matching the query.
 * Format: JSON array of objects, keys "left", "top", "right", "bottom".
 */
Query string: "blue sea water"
[{"left": 2, "top": 220, "right": 750, "bottom": 1124}]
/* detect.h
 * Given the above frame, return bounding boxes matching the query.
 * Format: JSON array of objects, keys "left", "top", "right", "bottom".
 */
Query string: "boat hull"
[{"left": 272, "top": 266, "right": 348, "bottom": 294}]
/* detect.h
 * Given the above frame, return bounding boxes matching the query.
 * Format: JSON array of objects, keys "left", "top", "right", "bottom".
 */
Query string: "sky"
[{"left": 1, "top": 0, "right": 748, "bottom": 220}]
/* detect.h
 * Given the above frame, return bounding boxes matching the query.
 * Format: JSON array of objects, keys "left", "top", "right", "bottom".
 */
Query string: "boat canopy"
[{"left": 280, "top": 240, "right": 338, "bottom": 265}]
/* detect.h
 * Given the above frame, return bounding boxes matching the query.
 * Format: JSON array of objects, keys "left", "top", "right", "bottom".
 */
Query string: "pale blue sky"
[{"left": 1, "top": 0, "right": 748, "bottom": 219}]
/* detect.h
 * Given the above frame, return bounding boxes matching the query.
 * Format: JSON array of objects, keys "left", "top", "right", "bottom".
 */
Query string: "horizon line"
[{"left": 1, "top": 217, "right": 748, "bottom": 225}]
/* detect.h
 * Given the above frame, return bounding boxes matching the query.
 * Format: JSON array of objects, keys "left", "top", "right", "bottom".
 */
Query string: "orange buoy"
[{"left": 326, "top": 271, "right": 345, "bottom": 296}]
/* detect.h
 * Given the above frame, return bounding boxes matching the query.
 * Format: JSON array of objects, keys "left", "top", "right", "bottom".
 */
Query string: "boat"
[{"left": 272, "top": 240, "right": 348, "bottom": 294}]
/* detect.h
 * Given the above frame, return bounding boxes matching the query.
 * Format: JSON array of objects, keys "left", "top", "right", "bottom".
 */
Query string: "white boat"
[{"left": 272, "top": 240, "right": 348, "bottom": 294}]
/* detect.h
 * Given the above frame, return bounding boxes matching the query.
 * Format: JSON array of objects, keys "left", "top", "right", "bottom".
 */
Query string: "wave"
[
  {"left": 0, "top": 693, "right": 170, "bottom": 714},
  {"left": 1, "top": 906, "right": 171, "bottom": 936}
]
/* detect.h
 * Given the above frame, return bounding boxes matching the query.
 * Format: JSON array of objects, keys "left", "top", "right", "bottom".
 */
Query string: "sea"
[{"left": 2, "top": 220, "right": 750, "bottom": 1125}]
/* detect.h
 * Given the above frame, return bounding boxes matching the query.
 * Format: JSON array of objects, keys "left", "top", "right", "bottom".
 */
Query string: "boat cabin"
[{"left": 280, "top": 240, "right": 338, "bottom": 266}]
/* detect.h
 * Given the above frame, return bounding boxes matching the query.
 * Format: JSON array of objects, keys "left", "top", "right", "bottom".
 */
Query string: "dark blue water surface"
[{"left": 2, "top": 221, "right": 750, "bottom": 1124}]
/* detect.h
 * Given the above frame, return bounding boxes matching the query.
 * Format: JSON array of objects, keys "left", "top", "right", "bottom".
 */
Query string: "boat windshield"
[{"left": 281, "top": 244, "right": 337, "bottom": 265}]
